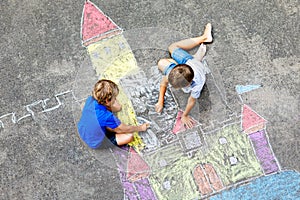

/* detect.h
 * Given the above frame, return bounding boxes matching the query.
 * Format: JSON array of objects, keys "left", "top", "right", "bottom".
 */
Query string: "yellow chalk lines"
[
  {"left": 87, "top": 34, "right": 144, "bottom": 150},
  {"left": 147, "top": 124, "right": 263, "bottom": 199},
  {"left": 87, "top": 35, "right": 138, "bottom": 77},
  {"left": 115, "top": 89, "right": 145, "bottom": 150}
]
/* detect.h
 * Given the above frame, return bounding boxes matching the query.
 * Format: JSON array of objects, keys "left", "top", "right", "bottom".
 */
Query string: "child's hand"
[
  {"left": 139, "top": 123, "right": 150, "bottom": 131},
  {"left": 181, "top": 115, "right": 194, "bottom": 129},
  {"left": 155, "top": 103, "right": 163, "bottom": 113}
]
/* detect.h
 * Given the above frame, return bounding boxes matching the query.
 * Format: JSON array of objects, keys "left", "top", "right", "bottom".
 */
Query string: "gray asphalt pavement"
[{"left": 0, "top": 0, "right": 299, "bottom": 199}]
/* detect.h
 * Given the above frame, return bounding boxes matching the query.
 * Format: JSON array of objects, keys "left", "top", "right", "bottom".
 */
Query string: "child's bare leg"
[
  {"left": 115, "top": 133, "right": 133, "bottom": 145},
  {"left": 157, "top": 58, "right": 177, "bottom": 71},
  {"left": 193, "top": 43, "right": 206, "bottom": 61},
  {"left": 169, "top": 23, "right": 212, "bottom": 54}
]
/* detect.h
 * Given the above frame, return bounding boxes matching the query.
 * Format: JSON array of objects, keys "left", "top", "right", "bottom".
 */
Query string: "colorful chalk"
[
  {"left": 172, "top": 110, "right": 199, "bottom": 134},
  {"left": 81, "top": 0, "right": 144, "bottom": 150},
  {"left": 242, "top": 104, "right": 266, "bottom": 134},
  {"left": 236, "top": 84, "right": 261, "bottom": 95},
  {"left": 80, "top": 2, "right": 295, "bottom": 200},
  {"left": 249, "top": 130, "right": 280, "bottom": 174}
]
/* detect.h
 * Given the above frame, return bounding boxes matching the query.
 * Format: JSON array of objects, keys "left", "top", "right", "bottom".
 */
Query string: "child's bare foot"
[{"left": 203, "top": 23, "right": 213, "bottom": 43}]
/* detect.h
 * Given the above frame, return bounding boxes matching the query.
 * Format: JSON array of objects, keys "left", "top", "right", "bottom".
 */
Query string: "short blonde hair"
[
  {"left": 92, "top": 79, "right": 119, "bottom": 105},
  {"left": 168, "top": 64, "right": 194, "bottom": 88}
]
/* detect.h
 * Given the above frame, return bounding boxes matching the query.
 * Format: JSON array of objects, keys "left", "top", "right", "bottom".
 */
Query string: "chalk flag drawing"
[
  {"left": 80, "top": 1, "right": 300, "bottom": 199},
  {"left": 235, "top": 84, "right": 261, "bottom": 94}
]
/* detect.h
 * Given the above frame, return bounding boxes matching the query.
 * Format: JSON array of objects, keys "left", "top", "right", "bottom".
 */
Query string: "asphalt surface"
[{"left": 0, "top": 0, "right": 299, "bottom": 199}]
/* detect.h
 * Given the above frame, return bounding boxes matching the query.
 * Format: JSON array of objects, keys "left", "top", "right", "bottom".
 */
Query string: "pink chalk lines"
[
  {"left": 242, "top": 104, "right": 280, "bottom": 174},
  {"left": 79, "top": 1, "right": 284, "bottom": 199}
]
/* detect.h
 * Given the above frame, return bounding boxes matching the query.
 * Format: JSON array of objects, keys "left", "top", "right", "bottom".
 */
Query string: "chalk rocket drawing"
[
  {"left": 81, "top": 1, "right": 159, "bottom": 199},
  {"left": 80, "top": 1, "right": 300, "bottom": 199},
  {"left": 81, "top": 0, "right": 144, "bottom": 149}
]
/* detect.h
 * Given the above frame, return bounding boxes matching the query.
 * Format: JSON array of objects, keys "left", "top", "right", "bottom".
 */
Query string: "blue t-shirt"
[{"left": 77, "top": 96, "right": 121, "bottom": 148}]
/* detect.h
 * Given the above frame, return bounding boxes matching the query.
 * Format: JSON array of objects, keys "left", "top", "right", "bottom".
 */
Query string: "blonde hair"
[
  {"left": 168, "top": 64, "right": 194, "bottom": 88},
  {"left": 92, "top": 79, "right": 119, "bottom": 105}
]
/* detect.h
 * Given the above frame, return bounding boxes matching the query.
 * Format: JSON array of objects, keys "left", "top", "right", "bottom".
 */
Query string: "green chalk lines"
[{"left": 145, "top": 124, "right": 262, "bottom": 199}]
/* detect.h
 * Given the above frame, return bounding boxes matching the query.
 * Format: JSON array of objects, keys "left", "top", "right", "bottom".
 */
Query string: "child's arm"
[
  {"left": 155, "top": 76, "right": 168, "bottom": 113},
  {"left": 112, "top": 123, "right": 150, "bottom": 134},
  {"left": 181, "top": 96, "right": 196, "bottom": 128}
]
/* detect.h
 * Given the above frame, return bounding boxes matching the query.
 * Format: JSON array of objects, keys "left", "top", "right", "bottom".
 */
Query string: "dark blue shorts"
[
  {"left": 105, "top": 131, "right": 118, "bottom": 146},
  {"left": 163, "top": 48, "right": 193, "bottom": 75}
]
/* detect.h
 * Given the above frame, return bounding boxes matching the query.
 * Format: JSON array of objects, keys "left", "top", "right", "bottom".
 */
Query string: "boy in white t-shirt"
[{"left": 155, "top": 23, "right": 213, "bottom": 128}]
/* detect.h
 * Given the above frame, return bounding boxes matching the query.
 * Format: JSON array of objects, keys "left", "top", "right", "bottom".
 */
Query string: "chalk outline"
[
  {"left": 80, "top": 0, "right": 123, "bottom": 47},
  {"left": 0, "top": 90, "right": 73, "bottom": 129}
]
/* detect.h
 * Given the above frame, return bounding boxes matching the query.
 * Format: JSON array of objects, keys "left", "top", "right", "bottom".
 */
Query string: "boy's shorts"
[
  {"left": 105, "top": 131, "right": 118, "bottom": 146},
  {"left": 163, "top": 48, "right": 194, "bottom": 76}
]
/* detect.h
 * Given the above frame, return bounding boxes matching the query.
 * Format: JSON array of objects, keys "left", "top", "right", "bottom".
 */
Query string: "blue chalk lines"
[
  {"left": 236, "top": 84, "right": 261, "bottom": 94},
  {"left": 211, "top": 170, "right": 300, "bottom": 200}
]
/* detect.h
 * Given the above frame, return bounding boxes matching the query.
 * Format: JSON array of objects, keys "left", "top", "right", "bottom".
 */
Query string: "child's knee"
[
  {"left": 168, "top": 43, "right": 178, "bottom": 53},
  {"left": 116, "top": 133, "right": 134, "bottom": 146},
  {"left": 157, "top": 58, "right": 166, "bottom": 67},
  {"left": 128, "top": 134, "right": 134, "bottom": 142},
  {"left": 124, "top": 134, "right": 134, "bottom": 144},
  {"left": 157, "top": 58, "right": 170, "bottom": 71}
]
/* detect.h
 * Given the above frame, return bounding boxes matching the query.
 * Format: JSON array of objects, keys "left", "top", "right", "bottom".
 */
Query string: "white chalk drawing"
[
  {"left": 0, "top": 90, "right": 73, "bottom": 129},
  {"left": 119, "top": 66, "right": 179, "bottom": 149}
]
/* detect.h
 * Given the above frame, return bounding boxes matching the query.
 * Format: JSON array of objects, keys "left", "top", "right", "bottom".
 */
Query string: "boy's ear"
[{"left": 105, "top": 99, "right": 111, "bottom": 106}]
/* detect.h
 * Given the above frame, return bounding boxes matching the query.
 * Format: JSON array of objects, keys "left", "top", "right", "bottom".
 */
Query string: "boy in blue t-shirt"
[{"left": 77, "top": 79, "right": 149, "bottom": 149}]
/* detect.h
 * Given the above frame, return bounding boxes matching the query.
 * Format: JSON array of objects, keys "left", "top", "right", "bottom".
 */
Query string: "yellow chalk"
[{"left": 87, "top": 34, "right": 145, "bottom": 150}]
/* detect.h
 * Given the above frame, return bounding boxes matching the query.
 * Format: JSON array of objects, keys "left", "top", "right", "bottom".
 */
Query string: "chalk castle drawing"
[
  {"left": 1, "top": 1, "right": 298, "bottom": 199},
  {"left": 79, "top": 1, "right": 300, "bottom": 200}
]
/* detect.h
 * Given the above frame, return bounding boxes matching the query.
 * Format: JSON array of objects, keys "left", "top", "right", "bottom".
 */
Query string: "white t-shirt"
[{"left": 181, "top": 59, "right": 209, "bottom": 98}]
